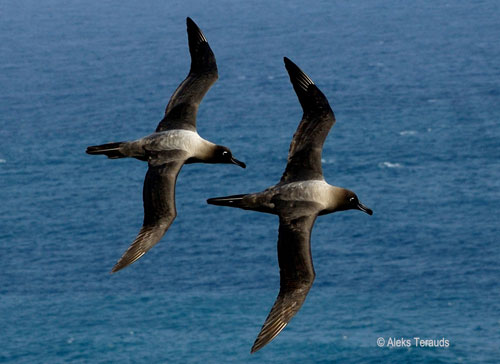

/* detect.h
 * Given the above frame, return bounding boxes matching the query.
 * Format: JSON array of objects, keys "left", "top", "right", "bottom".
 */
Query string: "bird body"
[
  {"left": 105, "top": 129, "right": 215, "bottom": 161},
  {"left": 208, "top": 180, "right": 345, "bottom": 215},
  {"left": 86, "top": 17, "right": 245, "bottom": 273},
  {"left": 207, "top": 57, "right": 372, "bottom": 353},
  {"left": 140, "top": 129, "right": 213, "bottom": 156}
]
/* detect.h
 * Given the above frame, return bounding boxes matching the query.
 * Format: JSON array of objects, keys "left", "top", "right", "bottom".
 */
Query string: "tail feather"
[
  {"left": 86, "top": 142, "right": 126, "bottom": 159},
  {"left": 208, "top": 193, "right": 274, "bottom": 214},
  {"left": 207, "top": 194, "right": 248, "bottom": 208}
]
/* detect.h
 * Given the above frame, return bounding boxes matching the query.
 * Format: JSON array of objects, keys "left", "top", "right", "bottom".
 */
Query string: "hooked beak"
[
  {"left": 357, "top": 202, "right": 373, "bottom": 215},
  {"left": 230, "top": 157, "right": 246, "bottom": 168}
]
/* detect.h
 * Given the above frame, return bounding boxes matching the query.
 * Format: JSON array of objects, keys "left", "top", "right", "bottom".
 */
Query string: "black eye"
[
  {"left": 222, "top": 151, "right": 229, "bottom": 156},
  {"left": 349, "top": 197, "right": 356, "bottom": 203}
]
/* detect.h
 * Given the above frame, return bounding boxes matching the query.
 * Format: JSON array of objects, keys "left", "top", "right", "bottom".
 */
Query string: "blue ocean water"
[{"left": 1, "top": 0, "right": 499, "bottom": 362}]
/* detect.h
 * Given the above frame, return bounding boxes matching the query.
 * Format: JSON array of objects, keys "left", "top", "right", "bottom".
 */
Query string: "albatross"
[
  {"left": 86, "top": 17, "right": 245, "bottom": 273},
  {"left": 207, "top": 57, "right": 372, "bottom": 353}
]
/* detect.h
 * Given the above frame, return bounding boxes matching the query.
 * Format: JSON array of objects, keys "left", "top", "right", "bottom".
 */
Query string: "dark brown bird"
[
  {"left": 207, "top": 57, "right": 372, "bottom": 353},
  {"left": 86, "top": 18, "right": 245, "bottom": 273}
]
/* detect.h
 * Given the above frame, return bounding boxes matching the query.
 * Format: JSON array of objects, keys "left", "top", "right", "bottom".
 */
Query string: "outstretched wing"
[
  {"left": 251, "top": 209, "right": 318, "bottom": 353},
  {"left": 156, "top": 17, "right": 218, "bottom": 133},
  {"left": 280, "top": 57, "right": 335, "bottom": 184},
  {"left": 110, "top": 152, "right": 188, "bottom": 273}
]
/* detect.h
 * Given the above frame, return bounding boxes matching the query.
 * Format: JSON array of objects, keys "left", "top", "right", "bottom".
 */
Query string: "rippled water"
[{"left": 1, "top": 0, "right": 499, "bottom": 363}]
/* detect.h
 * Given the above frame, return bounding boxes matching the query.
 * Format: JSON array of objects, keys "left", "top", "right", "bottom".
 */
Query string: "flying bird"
[
  {"left": 86, "top": 17, "right": 245, "bottom": 273},
  {"left": 207, "top": 57, "right": 372, "bottom": 353}
]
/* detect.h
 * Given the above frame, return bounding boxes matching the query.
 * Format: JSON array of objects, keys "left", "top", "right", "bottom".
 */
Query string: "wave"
[
  {"left": 379, "top": 161, "right": 403, "bottom": 168},
  {"left": 399, "top": 130, "right": 417, "bottom": 136}
]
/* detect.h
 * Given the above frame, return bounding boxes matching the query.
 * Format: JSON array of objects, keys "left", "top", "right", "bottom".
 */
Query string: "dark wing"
[
  {"left": 251, "top": 210, "right": 318, "bottom": 353},
  {"left": 111, "top": 152, "right": 187, "bottom": 273},
  {"left": 156, "top": 17, "right": 218, "bottom": 133},
  {"left": 280, "top": 57, "right": 336, "bottom": 184}
]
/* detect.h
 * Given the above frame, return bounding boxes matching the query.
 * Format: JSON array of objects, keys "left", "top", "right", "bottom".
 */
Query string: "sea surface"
[{"left": 1, "top": 0, "right": 499, "bottom": 363}]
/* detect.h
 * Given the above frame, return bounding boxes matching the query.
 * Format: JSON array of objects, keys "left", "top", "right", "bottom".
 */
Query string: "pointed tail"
[
  {"left": 86, "top": 142, "right": 126, "bottom": 159},
  {"left": 208, "top": 193, "right": 274, "bottom": 214},
  {"left": 207, "top": 194, "right": 249, "bottom": 208}
]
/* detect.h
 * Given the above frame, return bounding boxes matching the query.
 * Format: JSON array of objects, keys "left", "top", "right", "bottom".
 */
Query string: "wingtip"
[
  {"left": 110, "top": 261, "right": 126, "bottom": 274},
  {"left": 250, "top": 340, "right": 265, "bottom": 354},
  {"left": 186, "top": 17, "right": 195, "bottom": 27},
  {"left": 250, "top": 339, "right": 263, "bottom": 354},
  {"left": 249, "top": 333, "right": 276, "bottom": 354},
  {"left": 110, "top": 264, "right": 122, "bottom": 274},
  {"left": 110, "top": 250, "right": 146, "bottom": 274},
  {"left": 186, "top": 17, "right": 198, "bottom": 33},
  {"left": 283, "top": 57, "right": 298, "bottom": 73},
  {"left": 250, "top": 321, "right": 288, "bottom": 354},
  {"left": 284, "top": 59, "right": 314, "bottom": 89},
  {"left": 186, "top": 16, "right": 207, "bottom": 43}
]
